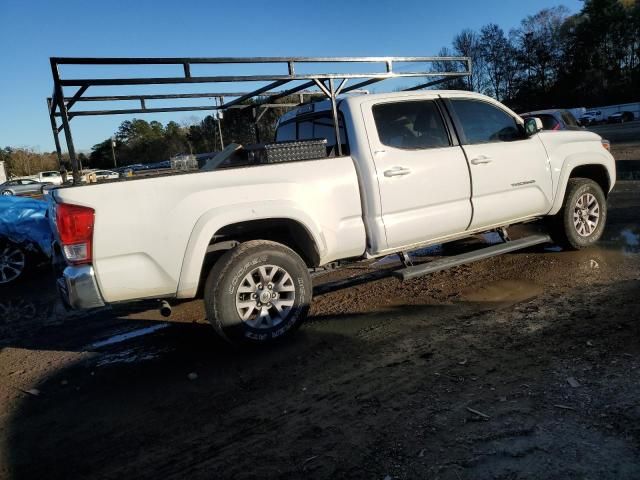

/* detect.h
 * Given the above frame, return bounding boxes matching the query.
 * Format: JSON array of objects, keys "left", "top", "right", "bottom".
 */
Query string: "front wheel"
[
  {"left": 203, "top": 240, "right": 312, "bottom": 345},
  {"left": 2, "top": 190, "right": 14, "bottom": 196},
  {"left": 549, "top": 178, "right": 607, "bottom": 250}
]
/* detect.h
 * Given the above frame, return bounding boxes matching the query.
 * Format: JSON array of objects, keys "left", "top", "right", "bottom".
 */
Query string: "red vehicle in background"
[{"left": 520, "top": 109, "right": 583, "bottom": 131}]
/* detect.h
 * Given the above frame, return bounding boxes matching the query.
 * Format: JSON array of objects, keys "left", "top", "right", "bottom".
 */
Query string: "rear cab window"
[{"left": 275, "top": 111, "right": 349, "bottom": 156}]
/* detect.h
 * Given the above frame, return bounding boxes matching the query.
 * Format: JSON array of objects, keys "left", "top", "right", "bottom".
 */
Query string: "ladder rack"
[{"left": 47, "top": 56, "right": 472, "bottom": 183}]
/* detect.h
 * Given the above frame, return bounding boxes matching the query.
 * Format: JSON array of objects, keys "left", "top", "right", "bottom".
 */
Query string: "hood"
[{"left": 538, "top": 129, "right": 601, "bottom": 143}]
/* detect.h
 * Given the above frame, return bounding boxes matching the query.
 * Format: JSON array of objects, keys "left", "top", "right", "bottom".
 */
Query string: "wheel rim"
[
  {"left": 573, "top": 192, "right": 600, "bottom": 237},
  {"left": 0, "top": 244, "right": 26, "bottom": 284},
  {"left": 235, "top": 264, "right": 296, "bottom": 329},
  {"left": 2, "top": 191, "right": 13, "bottom": 196}
]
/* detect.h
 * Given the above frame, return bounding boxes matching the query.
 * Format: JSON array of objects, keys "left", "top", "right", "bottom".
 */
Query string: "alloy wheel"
[
  {"left": 0, "top": 243, "right": 26, "bottom": 284},
  {"left": 235, "top": 264, "right": 296, "bottom": 329},
  {"left": 573, "top": 192, "right": 600, "bottom": 237}
]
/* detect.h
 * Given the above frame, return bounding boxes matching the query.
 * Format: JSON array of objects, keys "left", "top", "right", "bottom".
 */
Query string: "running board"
[{"left": 393, "top": 234, "right": 552, "bottom": 281}]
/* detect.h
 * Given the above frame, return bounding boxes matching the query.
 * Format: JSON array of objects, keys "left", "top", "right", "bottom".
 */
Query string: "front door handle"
[
  {"left": 384, "top": 166, "right": 412, "bottom": 177},
  {"left": 470, "top": 155, "right": 492, "bottom": 165}
]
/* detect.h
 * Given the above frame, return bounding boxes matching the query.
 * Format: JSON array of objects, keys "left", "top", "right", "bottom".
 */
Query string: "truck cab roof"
[{"left": 278, "top": 90, "right": 523, "bottom": 125}]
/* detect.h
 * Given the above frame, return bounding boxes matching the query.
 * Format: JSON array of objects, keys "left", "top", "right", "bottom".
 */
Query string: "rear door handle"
[
  {"left": 384, "top": 166, "right": 412, "bottom": 177},
  {"left": 470, "top": 155, "right": 492, "bottom": 165}
]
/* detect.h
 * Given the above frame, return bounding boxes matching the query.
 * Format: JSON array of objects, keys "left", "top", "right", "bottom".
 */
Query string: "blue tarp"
[{"left": 0, "top": 196, "right": 52, "bottom": 257}]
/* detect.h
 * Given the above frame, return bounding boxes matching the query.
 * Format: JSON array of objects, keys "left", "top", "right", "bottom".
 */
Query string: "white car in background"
[
  {"left": 579, "top": 110, "right": 604, "bottom": 126},
  {"left": 80, "top": 169, "right": 119, "bottom": 183},
  {"left": 93, "top": 170, "right": 119, "bottom": 181},
  {"left": 35, "top": 171, "right": 64, "bottom": 185}
]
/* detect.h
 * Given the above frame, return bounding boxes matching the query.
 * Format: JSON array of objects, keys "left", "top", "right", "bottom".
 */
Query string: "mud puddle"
[{"left": 458, "top": 279, "right": 544, "bottom": 305}]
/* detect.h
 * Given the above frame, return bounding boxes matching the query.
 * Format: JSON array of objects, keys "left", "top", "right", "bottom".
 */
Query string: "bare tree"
[
  {"left": 452, "top": 29, "right": 488, "bottom": 93},
  {"left": 2, "top": 147, "right": 58, "bottom": 177},
  {"left": 513, "top": 6, "right": 570, "bottom": 91},
  {"left": 479, "top": 24, "right": 513, "bottom": 101}
]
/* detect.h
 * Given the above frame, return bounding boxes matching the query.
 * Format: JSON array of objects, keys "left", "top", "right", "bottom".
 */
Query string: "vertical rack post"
[
  {"left": 216, "top": 96, "right": 225, "bottom": 150},
  {"left": 50, "top": 59, "right": 80, "bottom": 184},
  {"left": 329, "top": 78, "right": 343, "bottom": 157}
]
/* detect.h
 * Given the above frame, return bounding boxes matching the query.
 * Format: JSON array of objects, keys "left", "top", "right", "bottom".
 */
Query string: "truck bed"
[{"left": 52, "top": 157, "right": 366, "bottom": 302}]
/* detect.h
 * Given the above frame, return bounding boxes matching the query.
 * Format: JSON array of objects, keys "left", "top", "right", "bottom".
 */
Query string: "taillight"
[{"left": 55, "top": 203, "right": 95, "bottom": 264}]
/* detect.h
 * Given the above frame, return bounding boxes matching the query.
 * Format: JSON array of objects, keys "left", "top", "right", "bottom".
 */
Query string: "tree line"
[
  {"left": 88, "top": 101, "right": 289, "bottom": 169},
  {"left": 435, "top": 0, "right": 639, "bottom": 111},
  {"left": 0, "top": 147, "right": 76, "bottom": 178}
]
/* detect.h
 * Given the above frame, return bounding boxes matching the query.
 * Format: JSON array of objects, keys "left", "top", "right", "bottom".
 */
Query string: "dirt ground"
[{"left": 1, "top": 186, "right": 639, "bottom": 477}]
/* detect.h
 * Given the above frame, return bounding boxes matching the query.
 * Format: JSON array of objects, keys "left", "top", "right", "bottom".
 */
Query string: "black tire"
[
  {"left": 0, "top": 239, "right": 29, "bottom": 287},
  {"left": 203, "top": 240, "right": 312, "bottom": 346},
  {"left": 549, "top": 178, "right": 607, "bottom": 250}
]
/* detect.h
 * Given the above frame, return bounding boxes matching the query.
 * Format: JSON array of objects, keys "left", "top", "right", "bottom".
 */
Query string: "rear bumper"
[{"left": 57, "top": 265, "right": 105, "bottom": 309}]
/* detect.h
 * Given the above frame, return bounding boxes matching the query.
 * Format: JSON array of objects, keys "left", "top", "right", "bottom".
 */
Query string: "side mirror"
[{"left": 524, "top": 117, "right": 543, "bottom": 136}]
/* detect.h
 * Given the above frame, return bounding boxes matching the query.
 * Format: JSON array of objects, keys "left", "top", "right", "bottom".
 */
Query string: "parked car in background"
[
  {"left": 520, "top": 109, "right": 582, "bottom": 131},
  {"left": 607, "top": 111, "right": 635, "bottom": 123},
  {"left": 0, "top": 196, "right": 52, "bottom": 286},
  {"left": 80, "top": 169, "right": 119, "bottom": 183},
  {"left": 93, "top": 170, "right": 120, "bottom": 181},
  {"left": 579, "top": 110, "right": 604, "bottom": 126},
  {"left": 0, "top": 161, "right": 8, "bottom": 183},
  {"left": 0, "top": 178, "right": 51, "bottom": 196},
  {"left": 34, "top": 171, "right": 64, "bottom": 185}
]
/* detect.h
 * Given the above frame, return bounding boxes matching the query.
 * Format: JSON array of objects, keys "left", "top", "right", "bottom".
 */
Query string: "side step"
[{"left": 393, "top": 234, "right": 552, "bottom": 281}]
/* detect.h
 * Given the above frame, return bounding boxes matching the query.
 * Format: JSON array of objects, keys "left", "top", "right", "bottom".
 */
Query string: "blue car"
[{"left": 0, "top": 196, "right": 52, "bottom": 286}]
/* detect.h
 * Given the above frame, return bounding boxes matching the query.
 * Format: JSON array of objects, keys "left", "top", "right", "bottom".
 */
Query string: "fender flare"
[
  {"left": 548, "top": 153, "right": 614, "bottom": 216},
  {"left": 176, "top": 200, "right": 326, "bottom": 298}
]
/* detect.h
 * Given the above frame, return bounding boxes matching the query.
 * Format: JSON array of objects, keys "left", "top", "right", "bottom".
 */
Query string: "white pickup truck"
[
  {"left": 32, "top": 171, "right": 64, "bottom": 185},
  {"left": 51, "top": 90, "right": 615, "bottom": 345}
]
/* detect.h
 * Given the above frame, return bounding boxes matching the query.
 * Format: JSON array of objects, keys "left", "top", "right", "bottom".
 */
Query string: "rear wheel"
[
  {"left": 549, "top": 178, "right": 607, "bottom": 249},
  {"left": 204, "top": 240, "right": 312, "bottom": 345}
]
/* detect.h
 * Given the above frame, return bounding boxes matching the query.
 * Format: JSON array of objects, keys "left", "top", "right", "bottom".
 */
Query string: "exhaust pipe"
[{"left": 159, "top": 300, "right": 172, "bottom": 318}]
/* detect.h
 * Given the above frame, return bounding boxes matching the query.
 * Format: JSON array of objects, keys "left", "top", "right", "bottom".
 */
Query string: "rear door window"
[
  {"left": 451, "top": 99, "right": 523, "bottom": 144},
  {"left": 372, "top": 100, "right": 450, "bottom": 150}
]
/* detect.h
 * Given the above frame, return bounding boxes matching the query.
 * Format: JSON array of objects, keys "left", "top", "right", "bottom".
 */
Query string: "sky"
[{"left": 0, "top": 0, "right": 583, "bottom": 153}]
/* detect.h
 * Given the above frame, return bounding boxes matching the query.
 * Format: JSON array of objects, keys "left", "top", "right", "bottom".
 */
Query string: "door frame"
[{"left": 361, "top": 94, "right": 473, "bottom": 252}]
